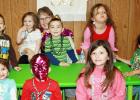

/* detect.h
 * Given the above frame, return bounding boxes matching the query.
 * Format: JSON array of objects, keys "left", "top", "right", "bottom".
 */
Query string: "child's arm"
[
  {"left": 10, "top": 80, "right": 17, "bottom": 100},
  {"left": 67, "top": 49, "right": 78, "bottom": 63},
  {"left": 81, "top": 27, "right": 91, "bottom": 61},
  {"left": 116, "top": 55, "right": 131, "bottom": 65},
  {"left": 111, "top": 70, "right": 126, "bottom": 100},
  {"left": 34, "top": 30, "right": 42, "bottom": 54},
  {"left": 7, "top": 34, "right": 21, "bottom": 71},
  {"left": 45, "top": 52, "right": 69, "bottom": 66},
  {"left": 34, "top": 39, "right": 41, "bottom": 54},
  {"left": 124, "top": 69, "right": 140, "bottom": 77},
  {"left": 21, "top": 81, "right": 31, "bottom": 100},
  {"left": 16, "top": 26, "right": 27, "bottom": 45},
  {"left": 53, "top": 82, "right": 62, "bottom": 100},
  {"left": 76, "top": 76, "right": 89, "bottom": 100}
]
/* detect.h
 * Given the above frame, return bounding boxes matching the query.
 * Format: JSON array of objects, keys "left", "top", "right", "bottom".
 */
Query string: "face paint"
[{"left": 31, "top": 54, "right": 50, "bottom": 81}]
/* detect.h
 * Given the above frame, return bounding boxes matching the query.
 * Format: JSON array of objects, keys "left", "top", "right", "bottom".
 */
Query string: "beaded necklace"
[
  {"left": 31, "top": 78, "right": 51, "bottom": 100},
  {"left": 50, "top": 35, "right": 64, "bottom": 56}
]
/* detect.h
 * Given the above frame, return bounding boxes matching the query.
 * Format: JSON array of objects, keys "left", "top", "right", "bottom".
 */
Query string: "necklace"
[
  {"left": 32, "top": 78, "right": 51, "bottom": 100},
  {"left": 50, "top": 36, "right": 64, "bottom": 56}
]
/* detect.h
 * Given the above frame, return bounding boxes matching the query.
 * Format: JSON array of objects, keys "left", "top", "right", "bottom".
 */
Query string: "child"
[
  {"left": 21, "top": 54, "right": 62, "bottom": 100},
  {"left": 81, "top": 3, "right": 118, "bottom": 58},
  {"left": 117, "top": 34, "right": 140, "bottom": 99},
  {"left": 16, "top": 12, "right": 42, "bottom": 64},
  {"left": 76, "top": 40, "right": 126, "bottom": 100},
  {"left": 37, "top": 6, "right": 74, "bottom": 53},
  {"left": 44, "top": 16, "right": 78, "bottom": 67},
  {"left": 44, "top": 16, "right": 77, "bottom": 100},
  {"left": 0, "top": 59, "right": 17, "bottom": 100},
  {"left": 0, "top": 14, "right": 21, "bottom": 71}
]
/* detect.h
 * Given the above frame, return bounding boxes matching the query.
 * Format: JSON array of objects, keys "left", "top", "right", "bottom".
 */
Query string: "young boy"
[
  {"left": 0, "top": 14, "right": 21, "bottom": 71},
  {"left": 21, "top": 54, "right": 62, "bottom": 100}
]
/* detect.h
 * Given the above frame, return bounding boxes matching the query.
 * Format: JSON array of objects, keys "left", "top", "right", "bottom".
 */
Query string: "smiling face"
[
  {"left": 49, "top": 20, "right": 63, "bottom": 37},
  {"left": 0, "top": 17, "right": 5, "bottom": 33},
  {"left": 93, "top": 6, "right": 108, "bottom": 23},
  {"left": 23, "top": 15, "right": 34, "bottom": 32},
  {"left": 90, "top": 46, "right": 109, "bottom": 68},
  {"left": 0, "top": 64, "right": 8, "bottom": 80}
]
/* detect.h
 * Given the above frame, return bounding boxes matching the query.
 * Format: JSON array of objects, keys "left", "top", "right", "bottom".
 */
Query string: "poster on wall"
[{"left": 37, "top": 0, "right": 88, "bottom": 21}]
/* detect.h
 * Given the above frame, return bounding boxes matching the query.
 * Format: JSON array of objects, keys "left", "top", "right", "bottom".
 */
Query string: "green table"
[
  {"left": 114, "top": 61, "right": 140, "bottom": 100},
  {"left": 9, "top": 63, "right": 85, "bottom": 99},
  {"left": 9, "top": 62, "right": 140, "bottom": 100}
]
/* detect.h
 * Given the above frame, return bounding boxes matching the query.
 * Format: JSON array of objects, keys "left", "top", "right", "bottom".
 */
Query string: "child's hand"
[
  {"left": 123, "top": 71, "right": 135, "bottom": 77},
  {"left": 59, "top": 62, "right": 69, "bottom": 67},
  {"left": 19, "top": 26, "right": 27, "bottom": 33},
  {"left": 76, "top": 60, "right": 85, "bottom": 64},
  {"left": 19, "top": 26, "right": 27, "bottom": 39},
  {"left": 14, "top": 66, "right": 22, "bottom": 71}
]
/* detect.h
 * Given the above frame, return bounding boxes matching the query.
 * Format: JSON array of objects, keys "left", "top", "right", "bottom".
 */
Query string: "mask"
[{"left": 31, "top": 54, "right": 50, "bottom": 81}]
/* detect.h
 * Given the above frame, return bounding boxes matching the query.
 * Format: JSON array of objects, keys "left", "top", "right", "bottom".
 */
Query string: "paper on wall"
[{"left": 37, "top": 0, "right": 87, "bottom": 21}]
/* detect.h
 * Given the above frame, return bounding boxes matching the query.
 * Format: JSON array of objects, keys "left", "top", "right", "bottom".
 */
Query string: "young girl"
[
  {"left": 0, "top": 59, "right": 17, "bottom": 100},
  {"left": 37, "top": 6, "right": 74, "bottom": 53},
  {"left": 117, "top": 34, "right": 140, "bottom": 99},
  {"left": 21, "top": 54, "right": 62, "bottom": 100},
  {"left": 0, "top": 14, "right": 21, "bottom": 71},
  {"left": 76, "top": 40, "right": 126, "bottom": 100},
  {"left": 81, "top": 3, "right": 118, "bottom": 58},
  {"left": 44, "top": 16, "right": 78, "bottom": 67},
  {"left": 16, "top": 12, "right": 42, "bottom": 64}
]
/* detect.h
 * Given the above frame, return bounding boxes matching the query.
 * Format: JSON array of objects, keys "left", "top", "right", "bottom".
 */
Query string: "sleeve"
[
  {"left": 81, "top": 27, "right": 91, "bottom": 50},
  {"left": 8, "top": 35, "right": 18, "bottom": 67},
  {"left": 52, "top": 82, "right": 62, "bottom": 100},
  {"left": 10, "top": 80, "right": 17, "bottom": 100},
  {"left": 111, "top": 70, "right": 126, "bottom": 100},
  {"left": 67, "top": 49, "right": 78, "bottom": 63},
  {"left": 21, "top": 81, "right": 31, "bottom": 100},
  {"left": 45, "top": 52, "right": 60, "bottom": 65},
  {"left": 130, "top": 50, "right": 137, "bottom": 65},
  {"left": 67, "top": 36, "right": 78, "bottom": 59},
  {"left": 108, "top": 27, "right": 118, "bottom": 51},
  {"left": 76, "top": 77, "right": 89, "bottom": 100}
]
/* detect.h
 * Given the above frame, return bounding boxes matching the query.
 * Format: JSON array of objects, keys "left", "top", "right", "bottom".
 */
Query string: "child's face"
[
  {"left": 23, "top": 15, "right": 34, "bottom": 31},
  {"left": 49, "top": 21, "right": 63, "bottom": 37},
  {"left": 0, "top": 64, "right": 8, "bottom": 79},
  {"left": 39, "top": 13, "right": 52, "bottom": 30},
  {"left": 93, "top": 6, "right": 107, "bottom": 23},
  {"left": 90, "top": 46, "right": 109, "bottom": 68},
  {"left": 32, "top": 56, "right": 49, "bottom": 80},
  {"left": 0, "top": 17, "right": 5, "bottom": 33}
]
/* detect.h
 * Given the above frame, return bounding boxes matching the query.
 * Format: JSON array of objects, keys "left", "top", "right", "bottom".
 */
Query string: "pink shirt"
[
  {"left": 81, "top": 26, "right": 118, "bottom": 51},
  {"left": 76, "top": 67, "right": 126, "bottom": 100}
]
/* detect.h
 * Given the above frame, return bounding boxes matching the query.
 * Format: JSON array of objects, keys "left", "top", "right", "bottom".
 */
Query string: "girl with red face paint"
[{"left": 21, "top": 54, "right": 62, "bottom": 100}]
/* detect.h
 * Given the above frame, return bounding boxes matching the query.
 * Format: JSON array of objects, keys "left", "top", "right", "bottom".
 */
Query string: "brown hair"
[
  {"left": 0, "top": 59, "right": 8, "bottom": 69},
  {"left": 0, "top": 14, "right": 5, "bottom": 24},
  {"left": 48, "top": 15, "right": 63, "bottom": 28},
  {"left": 84, "top": 40, "right": 116, "bottom": 92},
  {"left": 22, "top": 12, "right": 39, "bottom": 31},
  {"left": 37, "top": 6, "right": 54, "bottom": 17},
  {"left": 87, "top": 3, "right": 115, "bottom": 37},
  {"left": 0, "top": 14, "right": 5, "bottom": 33}
]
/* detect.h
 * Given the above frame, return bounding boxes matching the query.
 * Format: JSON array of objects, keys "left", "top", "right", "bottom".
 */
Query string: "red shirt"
[
  {"left": 21, "top": 77, "right": 62, "bottom": 100},
  {"left": 91, "top": 25, "right": 111, "bottom": 42}
]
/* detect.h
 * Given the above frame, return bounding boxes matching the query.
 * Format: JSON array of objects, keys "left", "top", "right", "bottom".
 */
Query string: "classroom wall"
[{"left": 0, "top": 0, "right": 140, "bottom": 60}]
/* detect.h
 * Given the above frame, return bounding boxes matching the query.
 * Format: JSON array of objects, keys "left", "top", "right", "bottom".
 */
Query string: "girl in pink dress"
[
  {"left": 76, "top": 40, "right": 126, "bottom": 100},
  {"left": 81, "top": 3, "right": 118, "bottom": 59}
]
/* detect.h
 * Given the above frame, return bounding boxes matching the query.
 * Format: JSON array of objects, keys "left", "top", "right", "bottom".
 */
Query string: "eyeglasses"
[{"left": 40, "top": 16, "right": 51, "bottom": 21}]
